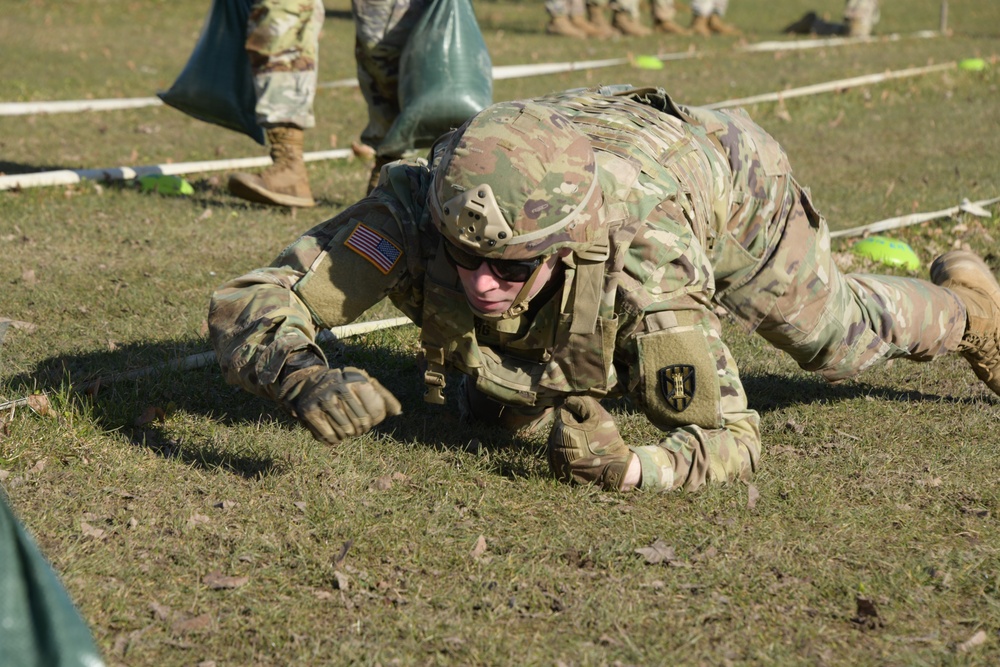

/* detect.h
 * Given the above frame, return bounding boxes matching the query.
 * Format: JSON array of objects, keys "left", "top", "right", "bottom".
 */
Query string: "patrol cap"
[{"left": 430, "top": 101, "right": 604, "bottom": 261}]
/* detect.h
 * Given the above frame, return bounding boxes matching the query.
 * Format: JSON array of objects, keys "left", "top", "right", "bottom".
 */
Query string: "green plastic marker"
[
  {"left": 138, "top": 174, "right": 194, "bottom": 196},
  {"left": 852, "top": 235, "right": 921, "bottom": 270},
  {"left": 633, "top": 55, "right": 664, "bottom": 70},
  {"left": 958, "top": 58, "right": 987, "bottom": 71}
]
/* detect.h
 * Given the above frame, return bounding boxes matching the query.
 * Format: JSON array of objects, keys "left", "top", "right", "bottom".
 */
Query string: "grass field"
[{"left": 2, "top": 0, "right": 1000, "bottom": 664}]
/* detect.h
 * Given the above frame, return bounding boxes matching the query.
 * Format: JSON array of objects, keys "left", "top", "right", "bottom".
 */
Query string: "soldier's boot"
[
  {"left": 546, "top": 15, "right": 589, "bottom": 38},
  {"left": 847, "top": 16, "right": 873, "bottom": 37},
  {"left": 612, "top": 12, "right": 652, "bottom": 37},
  {"left": 654, "top": 18, "right": 691, "bottom": 35},
  {"left": 930, "top": 250, "right": 1000, "bottom": 396},
  {"left": 366, "top": 155, "right": 395, "bottom": 195},
  {"left": 708, "top": 14, "right": 741, "bottom": 35},
  {"left": 782, "top": 10, "right": 818, "bottom": 34},
  {"left": 690, "top": 14, "right": 712, "bottom": 36},
  {"left": 570, "top": 14, "right": 609, "bottom": 38},
  {"left": 587, "top": 6, "right": 621, "bottom": 38},
  {"left": 228, "top": 126, "right": 316, "bottom": 208}
]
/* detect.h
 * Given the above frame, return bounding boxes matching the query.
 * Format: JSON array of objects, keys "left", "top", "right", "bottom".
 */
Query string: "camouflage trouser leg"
[
  {"left": 588, "top": 0, "right": 638, "bottom": 19},
  {"left": 353, "top": 0, "right": 432, "bottom": 157},
  {"left": 247, "top": 0, "right": 325, "bottom": 129},
  {"left": 733, "top": 182, "right": 966, "bottom": 382},
  {"left": 651, "top": 0, "right": 676, "bottom": 23},
  {"left": 546, "top": 0, "right": 572, "bottom": 18},
  {"left": 844, "top": 0, "right": 880, "bottom": 26},
  {"left": 691, "top": 0, "right": 728, "bottom": 17}
]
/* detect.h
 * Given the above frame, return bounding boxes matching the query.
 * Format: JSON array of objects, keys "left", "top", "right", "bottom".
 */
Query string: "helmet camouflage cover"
[{"left": 430, "top": 101, "right": 605, "bottom": 261}]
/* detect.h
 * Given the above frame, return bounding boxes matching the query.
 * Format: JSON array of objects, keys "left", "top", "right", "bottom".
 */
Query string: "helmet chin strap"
[{"left": 470, "top": 260, "right": 551, "bottom": 321}]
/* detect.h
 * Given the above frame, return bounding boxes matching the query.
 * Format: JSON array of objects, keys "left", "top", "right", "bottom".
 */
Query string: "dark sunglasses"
[{"left": 443, "top": 241, "right": 544, "bottom": 283}]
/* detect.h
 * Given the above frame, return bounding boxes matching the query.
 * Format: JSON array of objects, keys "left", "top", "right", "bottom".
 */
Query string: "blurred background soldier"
[
  {"left": 545, "top": 0, "right": 617, "bottom": 38},
  {"left": 209, "top": 85, "right": 1000, "bottom": 493},
  {"left": 229, "top": 0, "right": 435, "bottom": 207}
]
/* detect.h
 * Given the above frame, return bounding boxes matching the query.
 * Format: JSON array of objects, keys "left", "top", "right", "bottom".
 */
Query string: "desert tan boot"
[
  {"left": 708, "top": 14, "right": 742, "bottom": 35},
  {"left": 586, "top": 6, "right": 620, "bottom": 38},
  {"left": 654, "top": 18, "right": 690, "bottom": 35},
  {"left": 690, "top": 14, "right": 712, "bottom": 36},
  {"left": 930, "top": 250, "right": 1000, "bottom": 396},
  {"left": 546, "top": 15, "right": 588, "bottom": 38},
  {"left": 228, "top": 126, "right": 316, "bottom": 208},
  {"left": 613, "top": 12, "right": 652, "bottom": 37},
  {"left": 570, "top": 14, "right": 609, "bottom": 38}
]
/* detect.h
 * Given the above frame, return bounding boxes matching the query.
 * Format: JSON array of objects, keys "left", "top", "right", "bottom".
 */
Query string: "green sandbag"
[
  {"left": 1, "top": 493, "right": 105, "bottom": 667},
  {"left": 158, "top": 0, "right": 264, "bottom": 145},
  {"left": 378, "top": 0, "right": 493, "bottom": 158}
]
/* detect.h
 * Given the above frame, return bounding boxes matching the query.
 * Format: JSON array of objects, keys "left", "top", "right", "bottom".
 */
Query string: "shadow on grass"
[{"left": 5, "top": 334, "right": 982, "bottom": 480}]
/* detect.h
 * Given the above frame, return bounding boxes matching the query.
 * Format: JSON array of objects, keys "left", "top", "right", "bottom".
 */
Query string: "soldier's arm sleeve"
[
  {"left": 208, "top": 198, "right": 417, "bottom": 403},
  {"left": 616, "top": 206, "right": 761, "bottom": 492}
]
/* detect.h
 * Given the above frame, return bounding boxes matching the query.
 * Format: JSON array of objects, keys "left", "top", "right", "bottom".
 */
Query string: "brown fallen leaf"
[
  {"left": 81, "top": 522, "right": 106, "bottom": 539},
  {"left": 747, "top": 484, "right": 760, "bottom": 510},
  {"left": 470, "top": 534, "right": 487, "bottom": 559},
  {"left": 21, "top": 269, "right": 37, "bottom": 286},
  {"left": 171, "top": 613, "right": 213, "bottom": 634},
  {"left": 852, "top": 594, "right": 884, "bottom": 629},
  {"left": 149, "top": 601, "right": 173, "bottom": 621},
  {"left": 635, "top": 539, "right": 675, "bottom": 565},
  {"left": 135, "top": 406, "right": 165, "bottom": 427},
  {"left": 187, "top": 514, "right": 211, "bottom": 528},
  {"left": 333, "top": 571, "right": 349, "bottom": 591},
  {"left": 26, "top": 394, "right": 52, "bottom": 417},
  {"left": 202, "top": 570, "right": 249, "bottom": 590},
  {"left": 370, "top": 475, "right": 394, "bottom": 491},
  {"left": 0, "top": 318, "right": 38, "bottom": 333}
]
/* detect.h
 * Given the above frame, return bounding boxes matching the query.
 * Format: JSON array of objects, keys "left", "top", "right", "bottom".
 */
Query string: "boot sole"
[
  {"left": 228, "top": 175, "right": 316, "bottom": 208},
  {"left": 930, "top": 251, "right": 1000, "bottom": 293}
]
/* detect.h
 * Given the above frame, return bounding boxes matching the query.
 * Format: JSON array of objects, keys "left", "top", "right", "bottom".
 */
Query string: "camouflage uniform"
[
  {"left": 247, "top": 0, "right": 431, "bottom": 155},
  {"left": 844, "top": 0, "right": 880, "bottom": 32},
  {"left": 354, "top": 0, "right": 433, "bottom": 157},
  {"left": 545, "top": 0, "right": 587, "bottom": 19},
  {"left": 209, "top": 85, "right": 967, "bottom": 492},
  {"left": 649, "top": 0, "right": 730, "bottom": 22},
  {"left": 247, "top": 0, "right": 325, "bottom": 129}
]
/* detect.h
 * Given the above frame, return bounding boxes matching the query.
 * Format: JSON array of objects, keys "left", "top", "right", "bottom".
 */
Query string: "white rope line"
[
  {"left": 0, "top": 30, "right": 940, "bottom": 116},
  {"left": 704, "top": 61, "right": 956, "bottom": 109},
  {"left": 0, "top": 149, "right": 351, "bottom": 191},
  {"left": 0, "top": 59, "right": 960, "bottom": 192},
  {"left": 830, "top": 196, "right": 1000, "bottom": 239}
]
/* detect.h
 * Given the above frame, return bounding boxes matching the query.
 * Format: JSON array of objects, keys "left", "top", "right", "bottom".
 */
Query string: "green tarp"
[{"left": 0, "top": 493, "right": 105, "bottom": 667}]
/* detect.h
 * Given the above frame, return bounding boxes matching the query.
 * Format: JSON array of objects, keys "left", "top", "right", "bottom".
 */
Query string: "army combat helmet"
[{"left": 429, "top": 101, "right": 606, "bottom": 262}]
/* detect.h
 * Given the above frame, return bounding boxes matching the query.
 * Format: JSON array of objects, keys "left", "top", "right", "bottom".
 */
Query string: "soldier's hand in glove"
[
  {"left": 547, "top": 396, "right": 635, "bottom": 491},
  {"left": 278, "top": 353, "right": 402, "bottom": 445}
]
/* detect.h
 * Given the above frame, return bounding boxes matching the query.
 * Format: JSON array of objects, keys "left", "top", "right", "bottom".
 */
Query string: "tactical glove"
[
  {"left": 547, "top": 396, "right": 634, "bottom": 491},
  {"left": 278, "top": 360, "right": 402, "bottom": 445}
]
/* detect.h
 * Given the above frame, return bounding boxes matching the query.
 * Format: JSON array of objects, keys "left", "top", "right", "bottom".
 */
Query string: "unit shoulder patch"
[{"left": 658, "top": 364, "right": 695, "bottom": 412}]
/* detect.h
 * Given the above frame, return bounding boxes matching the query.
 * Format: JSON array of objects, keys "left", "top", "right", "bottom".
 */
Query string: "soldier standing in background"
[
  {"left": 209, "top": 85, "right": 1000, "bottom": 492},
  {"left": 228, "top": 0, "right": 432, "bottom": 208}
]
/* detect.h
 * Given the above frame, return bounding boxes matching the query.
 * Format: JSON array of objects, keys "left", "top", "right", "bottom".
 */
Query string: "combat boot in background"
[
  {"left": 546, "top": 15, "right": 589, "bottom": 38},
  {"left": 571, "top": 13, "right": 614, "bottom": 38},
  {"left": 653, "top": 16, "right": 690, "bottom": 34},
  {"left": 690, "top": 14, "right": 712, "bottom": 36},
  {"left": 930, "top": 250, "right": 1000, "bottom": 396},
  {"left": 613, "top": 11, "right": 652, "bottom": 37},
  {"left": 228, "top": 125, "right": 316, "bottom": 208},
  {"left": 708, "top": 14, "right": 741, "bottom": 35},
  {"left": 586, "top": 6, "right": 620, "bottom": 38}
]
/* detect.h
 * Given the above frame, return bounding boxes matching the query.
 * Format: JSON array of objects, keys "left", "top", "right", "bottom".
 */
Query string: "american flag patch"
[{"left": 344, "top": 222, "right": 402, "bottom": 274}]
